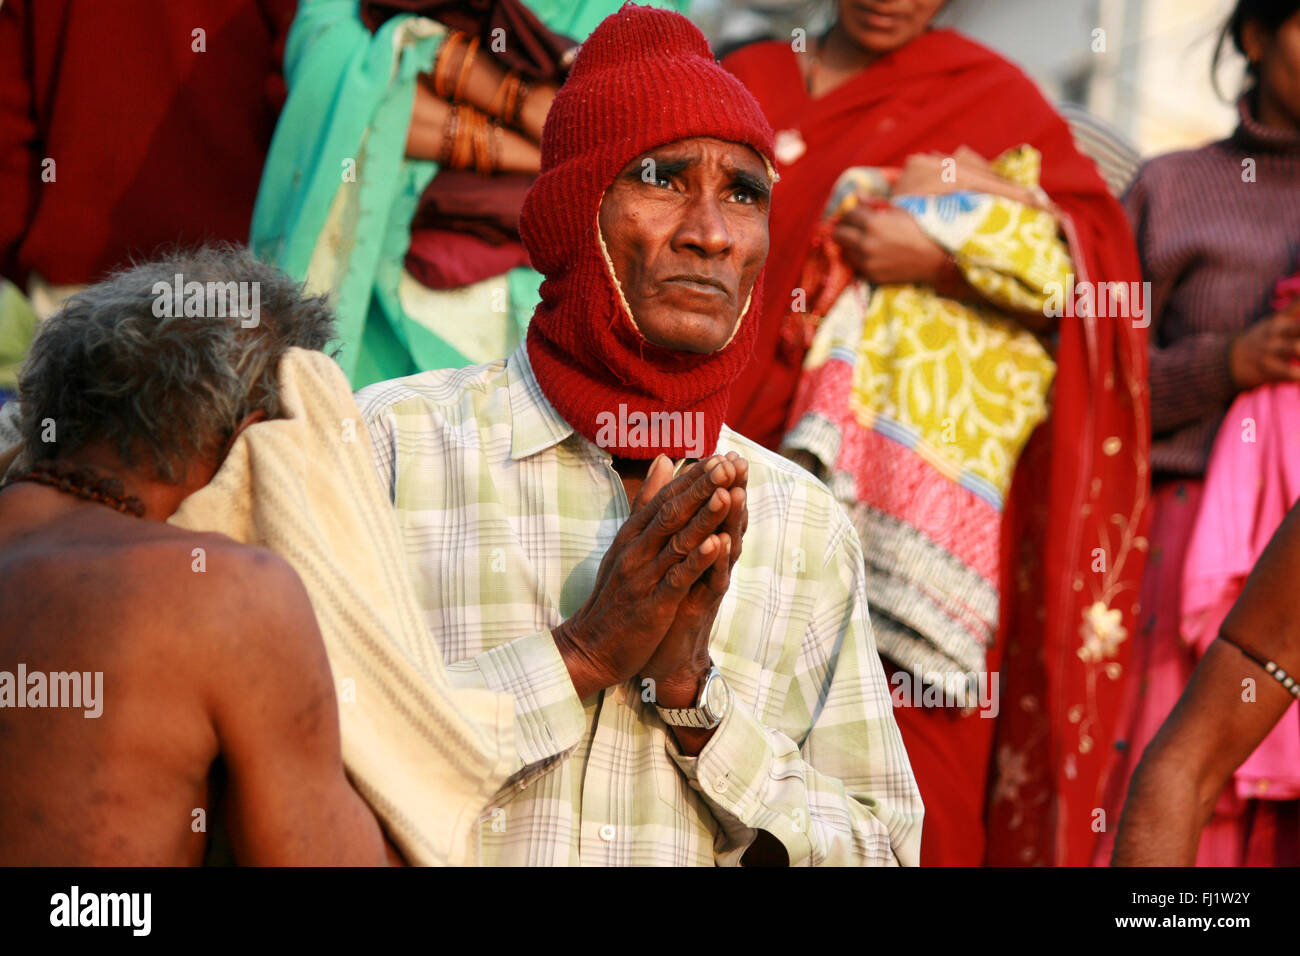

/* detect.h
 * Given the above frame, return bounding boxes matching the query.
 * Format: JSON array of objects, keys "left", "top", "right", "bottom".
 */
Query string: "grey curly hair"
[{"left": 18, "top": 245, "right": 337, "bottom": 483}]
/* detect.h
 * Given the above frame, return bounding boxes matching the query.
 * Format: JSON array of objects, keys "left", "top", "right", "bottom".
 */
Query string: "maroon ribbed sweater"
[{"left": 1125, "top": 95, "right": 1300, "bottom": 479}]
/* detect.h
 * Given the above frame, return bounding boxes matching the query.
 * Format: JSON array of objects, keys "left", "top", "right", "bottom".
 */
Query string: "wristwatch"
[{"left": 656, "top": 666, "right": 730, "bottom": 730}]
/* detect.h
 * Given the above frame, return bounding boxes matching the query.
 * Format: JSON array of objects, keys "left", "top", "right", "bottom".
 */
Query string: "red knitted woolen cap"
[{"left": 520, "top": 2, "right": 775, "bottom": 460}]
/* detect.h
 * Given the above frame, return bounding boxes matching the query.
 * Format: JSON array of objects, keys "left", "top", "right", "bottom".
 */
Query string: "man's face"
[{"left": 598, "top": 137, "right": 770, "bottom": 354}]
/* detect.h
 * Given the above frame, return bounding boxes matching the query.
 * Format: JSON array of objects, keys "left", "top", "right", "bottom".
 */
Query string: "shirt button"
[
  {"left": 712, "top": 777, "right": 729, "bottom": 794},
  {"left": 598, "top": 824, "right": 616, "bottom": 842}
]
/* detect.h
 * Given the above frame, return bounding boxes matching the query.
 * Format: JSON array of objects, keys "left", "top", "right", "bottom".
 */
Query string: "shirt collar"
[{"left": 508, "top": 343, "right": 579, "bottom": 461}]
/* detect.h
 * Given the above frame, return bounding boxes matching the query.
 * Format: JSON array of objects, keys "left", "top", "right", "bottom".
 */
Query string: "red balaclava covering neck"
[{"left": 520, "top": 3, "right": 776, "bottom": 460}]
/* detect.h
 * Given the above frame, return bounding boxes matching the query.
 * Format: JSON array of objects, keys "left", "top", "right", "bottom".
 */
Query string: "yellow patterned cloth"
[
  {"left": 810, "top": 148, "right": 1063, "bottom": 501},
  {"left": 785, "top": 146, "right": 1072, "bottom": 685}
]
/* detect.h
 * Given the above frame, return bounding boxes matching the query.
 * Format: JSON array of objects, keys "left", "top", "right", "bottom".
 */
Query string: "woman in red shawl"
[{"left": 724, "top": 0, "right": 1150, "bottom": 866}]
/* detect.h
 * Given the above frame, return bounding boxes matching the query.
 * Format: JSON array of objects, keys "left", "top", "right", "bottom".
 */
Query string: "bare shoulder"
[
  {"left": 131, "top": 531, "right": 324, "bottom": 673},
  {"left": 14, "top": 519, "right": 327, "bottom": 684},
  {"left": 72, "top": 524, "right": 314, "bottom": 632},
  {"left": 152, "top": 530, "right": 310, "bottom": 613},
  {"left": 117, "top": 528, "right": 334, "bottom": 746}
]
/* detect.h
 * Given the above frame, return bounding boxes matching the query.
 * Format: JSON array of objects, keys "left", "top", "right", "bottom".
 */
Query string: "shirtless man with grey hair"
[{"left": 0, "top": 246, "right": 395, "bottom": 865}]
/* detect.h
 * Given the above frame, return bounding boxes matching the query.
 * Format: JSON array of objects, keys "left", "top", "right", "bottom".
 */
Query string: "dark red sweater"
[{"left": 0, "top": 0, "right": 296, "bottom": 287}]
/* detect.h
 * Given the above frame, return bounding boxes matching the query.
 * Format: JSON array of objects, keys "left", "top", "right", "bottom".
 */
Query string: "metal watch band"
[
  {"left": 656, "top": 705, "right": 712, "bottom": 728},
  {"left": 655, "top": 666, "right": 727, "bottom": 730}
]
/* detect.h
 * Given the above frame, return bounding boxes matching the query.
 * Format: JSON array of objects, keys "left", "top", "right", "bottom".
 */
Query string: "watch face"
[{"left": 705, "top": 673, "right": 729, "bottom": 718}]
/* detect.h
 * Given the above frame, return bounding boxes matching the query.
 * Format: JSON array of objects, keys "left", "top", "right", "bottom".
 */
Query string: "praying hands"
[{"left": 550, "top": 453, "right": 748, "bottom": 753}]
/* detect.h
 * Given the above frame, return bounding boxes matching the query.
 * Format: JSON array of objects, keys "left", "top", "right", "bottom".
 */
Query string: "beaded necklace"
[{"left": 3, "top": 459, "right": 146, "bottom": 518}]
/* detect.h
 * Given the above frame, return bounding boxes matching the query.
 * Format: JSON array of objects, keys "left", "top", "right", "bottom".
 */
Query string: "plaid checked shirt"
[{"left": 356, "top": 346, "right": 923, "bottom": 866}]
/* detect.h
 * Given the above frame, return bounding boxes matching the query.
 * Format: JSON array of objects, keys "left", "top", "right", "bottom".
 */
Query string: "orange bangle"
[
  {"left": 453, "top": 34, "right": 480, "bottom": 104},
  {"left": 473, "top": 118, "right": 491, "bottom": 173},
  {"left": 456, "top": 107, "right": 481, "bottom": 169},
  {"left": 433, "top": 31, "right": 463, "bottom": 101},
  {"left": 489, "top": 70, "right": 521, "bottom": 123}
]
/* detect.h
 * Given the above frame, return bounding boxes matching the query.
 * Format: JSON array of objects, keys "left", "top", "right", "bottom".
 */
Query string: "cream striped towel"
[{"left": 169, "top": 348, "right": 515, "bottom": 865}]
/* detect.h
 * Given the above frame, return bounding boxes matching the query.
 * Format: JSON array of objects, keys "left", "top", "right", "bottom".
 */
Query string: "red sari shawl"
[{"left": 723, "top": 30, "right": 1151, "bottom": 866}]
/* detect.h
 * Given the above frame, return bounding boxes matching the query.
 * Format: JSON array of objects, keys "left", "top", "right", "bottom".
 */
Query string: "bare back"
[{"left": 0, "top": 483, "right": 391, "bottom": 865}]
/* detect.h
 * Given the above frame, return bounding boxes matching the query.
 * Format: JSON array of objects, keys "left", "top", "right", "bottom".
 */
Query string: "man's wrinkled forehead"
[{"left": 616, "top": 136, "right": 778, "bottom": 189}]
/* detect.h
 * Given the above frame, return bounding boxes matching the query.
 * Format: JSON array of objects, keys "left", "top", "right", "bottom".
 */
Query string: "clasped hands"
[{"left": 552, "top": 453, "right": 748, "bottom": 719}]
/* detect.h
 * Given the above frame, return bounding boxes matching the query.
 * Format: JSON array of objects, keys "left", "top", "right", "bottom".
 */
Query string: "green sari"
[{"left": 251, "top": 0, "right": 685, "bottom": 387}]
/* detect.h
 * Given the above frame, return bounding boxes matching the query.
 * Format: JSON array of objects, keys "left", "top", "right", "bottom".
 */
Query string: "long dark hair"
[{"left": 1212, "top": 0, "right": 1300, "bottom": 97}]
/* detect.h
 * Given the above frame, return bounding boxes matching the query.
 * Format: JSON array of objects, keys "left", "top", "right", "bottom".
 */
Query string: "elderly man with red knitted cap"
[{"left": 357, "top": 3, "right": 922, "bottom": 866}]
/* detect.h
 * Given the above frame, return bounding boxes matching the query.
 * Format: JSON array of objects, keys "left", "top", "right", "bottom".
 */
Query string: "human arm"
[
  {"left": 406, "top": 81, "right": 542, "bottom": 171},
  {"left": 409, "top": 32, "right": 555, "bottom": 142},
  {"left": 207, "top": 547, "right": 397, "bottom": 865},
  {"left": 833, "top": 150, "right": 1073, "bottom": 333},
  {"left": 404, "top": 24, "right": 556, "bottom": 169},
  {"left": 832, "top": 205, "right": 956, "bottom": 291},
  {"left": 1112, "top": 502, "right": 1300, "bottom": 865}
]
